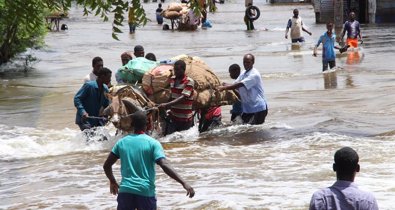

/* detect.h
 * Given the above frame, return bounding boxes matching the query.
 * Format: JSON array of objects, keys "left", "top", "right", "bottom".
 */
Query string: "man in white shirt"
[
  {"left": 84, "top": 57, "right": 103, "bottom": 83},
  {"left": 285, "top": 9, "right": 312, "bottom": 43},
  {"left": 218, "top": 54, "right": 268, "bottom": 125},
  {"left": 309, "top": 147, "right": 379, "bottom": 210}
]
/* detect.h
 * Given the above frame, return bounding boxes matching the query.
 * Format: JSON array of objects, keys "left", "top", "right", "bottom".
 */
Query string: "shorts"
[
  {"left": 322, "top": 60, "right": 336, "bottom": 71},
  {"left": 291, "top": 37, "right": 305, "bottom": 43},
  {"left": 117, "top": 192, "right": 156, "bottom": 210},
  {"left": 241, "top": 108, "right": 268, "bottom": 125},
  {"left": 346, "top": 38, "right": 358, "bottom": 48}
]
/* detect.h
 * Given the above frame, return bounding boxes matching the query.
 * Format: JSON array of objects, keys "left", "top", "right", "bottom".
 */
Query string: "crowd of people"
[{"left": 71, "top": 5, "right": 372, "bottom": 209}]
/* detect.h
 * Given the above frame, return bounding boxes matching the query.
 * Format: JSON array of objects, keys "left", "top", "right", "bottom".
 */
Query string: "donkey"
[{"left": 103, "top": 85, "right": 162, "bottom": 134}]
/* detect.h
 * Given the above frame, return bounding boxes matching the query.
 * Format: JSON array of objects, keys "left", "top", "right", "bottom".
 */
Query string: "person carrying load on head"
[
  {"left": 285, "top": 9, "right": 312, "bottom": 43},
  {"left": 158, "top": 60, "right": 195, "bottom": 135}
]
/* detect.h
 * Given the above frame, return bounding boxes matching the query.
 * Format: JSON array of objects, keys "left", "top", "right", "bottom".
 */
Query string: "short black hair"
[
  {"left": 134, "top": 45, "right": 144, "bottom": 52},
  {"left": 174, "top": 60, "right": 186, "bottom": 71},
  {"left": 334, "top": 147, "right": 359, "bottom": 175},
  {"left": 145, "top": 53, "right": 157, "bottom": 61},
  {"left": 229, "top": 63, "right": 241, "bottom": 72},
  {"left": 97, "top": 67, "right": 112, "bottom": 77},
  {"left": 92, "top": 56, "right": 103, "bottom": 66},
  {"left": 132, "top": 111, "right": 147, "bottom": 131}
]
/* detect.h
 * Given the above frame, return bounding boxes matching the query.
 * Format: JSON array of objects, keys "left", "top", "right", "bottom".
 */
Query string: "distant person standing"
[
  {"left": 309, "top": 147, "right": 379, "bottom": 210},
  {"left": 218, "top": 54, "right": 268, "bottom": 125},
  {"left": 285, "top": 9, "right": 312, "bottom": 43},
  {"left": 103, "top": 111, "right": 195, "bottom": 210},
  {"left": 244, "top": 3, "right": 255, "bottom": 31},
  {"left": 128, "top": 7, "right": 137, "bottom": 34},
  {"left": 156, "top": 3, "right": 164, "bottom": 24},
  {"left": 313, "top": 22, "right": 343, "bottom": 71},
  {"left": 74, "top": 67, "right": 112, "bottom": 131},
  {"left": 84, "top": 57, "right": 103, "bottom": 83},
  {"left": 341, "top": 12, "right": 363, "bottom": 49}
]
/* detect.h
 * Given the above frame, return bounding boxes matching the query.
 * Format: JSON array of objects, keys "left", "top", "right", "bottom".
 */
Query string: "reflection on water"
[{"left": 323, "top": 71, "right": 338, "bottom": 89}]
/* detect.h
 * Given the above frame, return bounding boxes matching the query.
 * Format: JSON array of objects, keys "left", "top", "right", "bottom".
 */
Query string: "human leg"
[
  {"left": 251, "top": 109, "right": 268, "bottom": 125},
  {"left": 329, "top": 60, "right": 336, "bottom": 69},
  {"left": 322, "top": 60, "right": 329, "bottom": 71}
]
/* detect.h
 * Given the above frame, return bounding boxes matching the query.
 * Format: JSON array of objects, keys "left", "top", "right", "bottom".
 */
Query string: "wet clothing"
[
  {"left": 231, "top": 101, "right": 242, "bottom": 122},
  {"left": 347, "top": 37, "right": 359, "bottom": 48},
  {"left": 117, "top": 193, "right": 156, "bottom": 210},
  {"left": 236, "top": 68, "right": 267, "bottom": 114},
  {"left": 244, "top": 15, "right": 254, "bottom": 30},
  {"left": 165, "top": 119, "right": 193, "bottom": 135},
  {"left": 111, "top": 133, "right": 165, "bottom": 197},
  {"left": 292, "top": 37, "right": 305, "bottom": 43},
  {"left": 128, "top": 7, "right": 137, "bottom": 33},
  {"left": 83, "top": 72, "right": 97, "bottom": 83},
  {"left": 241, "top": 107, "right": 268, "bottom": 125},
  {"left": 316, "top": 32, "right": 337, "bottom": 62},
  {"left": 74, "top": 80, "right": 109, "bottom": 130},
  {"left": 198, "top": 106, "right": 222, "bottom": 133},
  {"left": 287, "top": 16, "right": 304, "bottom": 41},
  {"left": 156, "top": 7, "right": 163, "bottom": 24},
  {"left": 310, "top": 180, "right": 378, "bottom": 210},
  {"left": 343, "top": 20, "right": 361, "bottom": 39},
  {"left": 323, "top": 60, "right": 336, "bottom": 71},
  {"left": 169, "top": 75, "right": 194, "bottom": 122}
]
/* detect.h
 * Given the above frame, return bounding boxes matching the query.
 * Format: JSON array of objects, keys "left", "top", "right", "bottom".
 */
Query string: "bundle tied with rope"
[{"left": 142, "top": 54, "right": 240, "bottom": 109}]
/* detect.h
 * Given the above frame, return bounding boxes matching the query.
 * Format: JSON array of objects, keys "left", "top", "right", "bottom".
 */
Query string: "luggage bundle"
[
  {"left": 142, "top": 55, "right": 239, "bottom": 109},
  {"left": 117, "top": 57, "right": 159, "bottom": 85},
  {"left": 161, "top": 3, "right": 188, "bottom": 19}
]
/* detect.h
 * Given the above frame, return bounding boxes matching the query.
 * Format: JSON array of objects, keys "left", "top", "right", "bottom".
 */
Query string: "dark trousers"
[
  {"left": 323, "top": 60, "right": 336, "bottom": 71},
  {"left": 165, "top": 120, "right": 193, "bottom": 136},
  {"left": 117, "top": 193, "right": 156, "bottom": 210},
  {"left": 241, "top": 109, "right": 268, "bottom": 125}
]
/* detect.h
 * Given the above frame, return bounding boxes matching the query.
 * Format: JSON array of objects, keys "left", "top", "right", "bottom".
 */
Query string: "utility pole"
[{"left": 334, "top": 0, "right": 344, "bottom": 44}]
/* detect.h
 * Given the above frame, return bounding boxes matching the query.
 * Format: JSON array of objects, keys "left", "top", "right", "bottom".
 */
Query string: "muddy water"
[{"left": 1, "top": 1, "right": 395, "bottom": 209}]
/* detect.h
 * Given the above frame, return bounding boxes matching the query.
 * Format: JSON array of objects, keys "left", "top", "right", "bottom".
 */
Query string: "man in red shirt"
[{"left": 158, "top": 60, "right": 195, "bottom": 135}]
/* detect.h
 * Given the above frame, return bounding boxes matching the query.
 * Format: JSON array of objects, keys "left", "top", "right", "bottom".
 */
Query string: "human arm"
[
  {"left": 285, "top": 19, "right": 291, "bottom": 39},
  {"left": 158, "top": 95, "right": 186, "bottom": 110},
  {"left": 103, "top": 152, "right": 119, "bottom": 195},
  {"left": 313, "top": 37, "right": 322, "bottom": 57},
  {"left": 217, "top": 82, "right": 244, "bottom": 92},
  {"left": 74, "top": 84, "right": 90, "bottom": 120},
  {"left": 156, "top": 158, "right": 195, "bottom": 198}
]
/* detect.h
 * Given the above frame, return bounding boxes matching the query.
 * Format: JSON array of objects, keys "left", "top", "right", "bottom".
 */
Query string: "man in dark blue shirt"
[{"left": 74, "top": 67, "right": 112, "bottom": 131}]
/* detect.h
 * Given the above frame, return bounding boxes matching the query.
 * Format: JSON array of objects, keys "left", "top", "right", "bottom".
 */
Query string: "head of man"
[
  {"left": 134, "top": 45, "right": 145, "bottom": 57},
  {"left": 121, "top": 52, "right": 133, "bottom": 66},
  {"left": 243, "top": 54, "right": 255, "bottom": 71},
  {"left": 349, "top": 12, "right": 356, "bottom": 21},
  {"left": 131, "top": 111, "right": 147, "bottom": 132},
  {"left": 333, "top": 147, "right": 360, "bottom": 181},
  {"left": 158, "top": 3, "right": 162, "bottom": 8},
  {"left": 293, "top": 9, "right": 299, "bottom": 18},
  {"left": 145, "top": 53, "right": 157, "bottom": 61},
  {"left": 92, "top": 57, "right": 104, "bottom": 75},
  {"left": 326, "top": 22, "right": 334, "bottom": 34},
  {"left": 228, "top": 63, "right": 241, "bottom": 80},
  {"left": 97, "top": 67, "right": 112, "bottom": 86},
  {"left": 174, "top": 60, "right": 186, "bottom": 79}
]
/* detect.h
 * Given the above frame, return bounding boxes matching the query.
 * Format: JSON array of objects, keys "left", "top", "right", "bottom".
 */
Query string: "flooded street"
[{"left": 1, "top": 1, "right": 395, "bottom": 209}]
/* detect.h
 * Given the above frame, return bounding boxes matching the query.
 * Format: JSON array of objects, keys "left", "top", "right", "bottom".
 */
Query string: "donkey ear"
[{"left": 105, "top": 93, "right": 112, "bottom": 100}]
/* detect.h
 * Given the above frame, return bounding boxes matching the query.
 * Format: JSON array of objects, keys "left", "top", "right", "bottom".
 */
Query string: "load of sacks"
[
  {"left": 161, "top": 2, "right": 201, "bottom": 30},
  {"left": 141, "top": 54, "right": 239, "bottom": 109}
]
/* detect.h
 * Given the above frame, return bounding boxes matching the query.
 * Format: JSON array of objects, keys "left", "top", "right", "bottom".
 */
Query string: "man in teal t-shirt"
[{"left": 103, "top": 111, "right": 195, "bottom": 209}]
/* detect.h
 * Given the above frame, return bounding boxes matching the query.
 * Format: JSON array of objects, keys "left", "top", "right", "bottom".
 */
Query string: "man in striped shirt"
[{"left": 158, "top": 60, "right": 195, "bottom": 135}]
